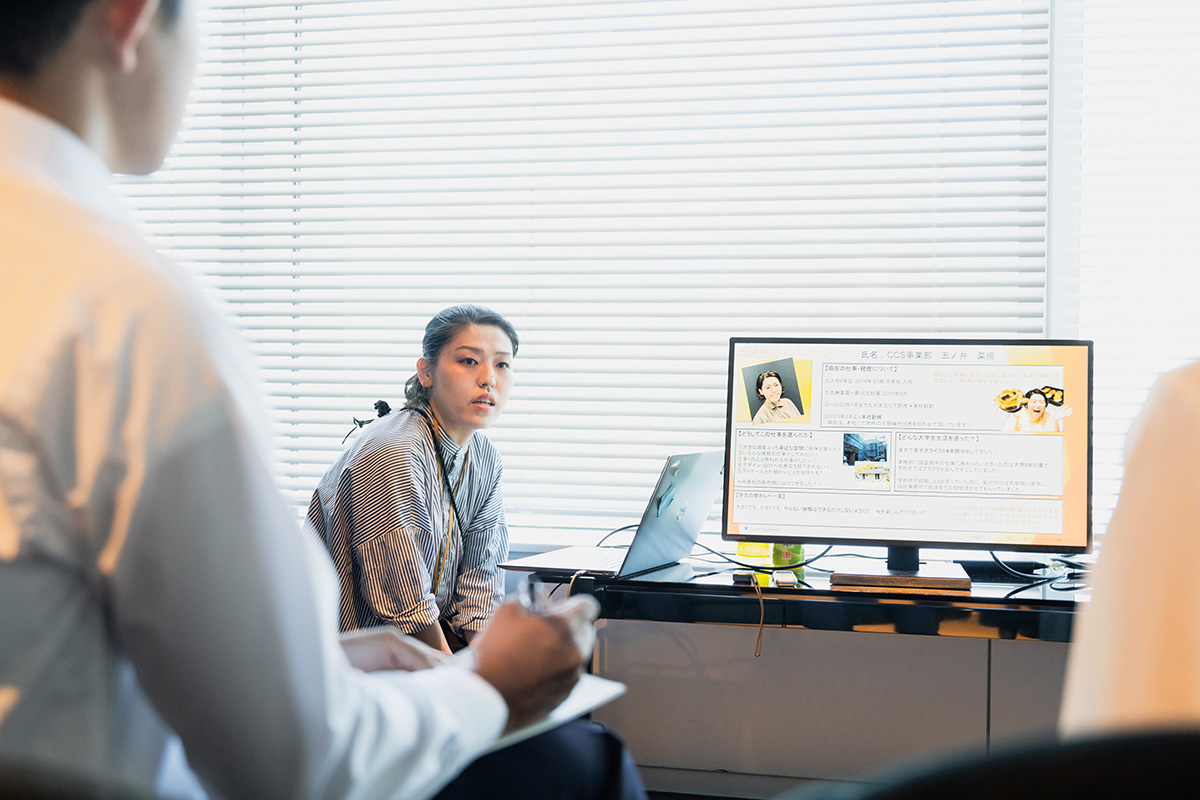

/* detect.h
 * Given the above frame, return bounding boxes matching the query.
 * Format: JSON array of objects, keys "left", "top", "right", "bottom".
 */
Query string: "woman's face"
[
  {"left": 1026, "top": 392, "right": 1047, "bottom": 418},
  {"left": 761, "top": 376, "right": 783, "bottom": 405},
  {"left": 417, "top": 324, "right": 514, "bottom": 446}
]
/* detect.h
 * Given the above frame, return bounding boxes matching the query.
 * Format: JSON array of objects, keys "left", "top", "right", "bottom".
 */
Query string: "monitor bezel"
[{"left": 721, "top": 336, "right": 1094, "bottom": 556}]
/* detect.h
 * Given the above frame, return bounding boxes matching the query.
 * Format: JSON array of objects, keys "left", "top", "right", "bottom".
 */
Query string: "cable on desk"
[
  {"left": 1046, "top": 558, "right": 1091, "bottom": 591},
  {"left": 752, "top": 578, "right": 764, "bottom": 658},
  {"left": 691, "top": 541, "right": 833, "bottom": 572},
  {"left": 540, "top": 570, "right": 593, "bottom": 602},
  {"left": 1049, "top": 574, "right": 1090, "bottom": 592},
  {"left": 1001, "top": 571, "right": 1090, "bottom": 598},
  {"left": 594, "top": 525, "right": 638, "bottom": 547},
  {"left": 1003, "top": 575, "right": 1058, "bottom": 599},
  {"left": 1050, "top": 556, "right": 1090, "bottom": 570},
  {"left": 803, "top": 550, "right": 887, "bottom": 573},
  {"left": 567, "top": 569, "right": 589, "bottom": 594},
  {"left": 989, "top": 551, "right": 1047, "bottom": 581},
  {"left": 990, "top": 551, "right": 1082, "bottom": 582}
]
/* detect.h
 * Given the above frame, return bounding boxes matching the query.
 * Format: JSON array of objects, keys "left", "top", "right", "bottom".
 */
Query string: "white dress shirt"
[
  {"left": 1060, "top": 361, "right": 1200, "bottom": 736},
  {"left": 0, "top": 97, "right": 506, "bottom": 800}
]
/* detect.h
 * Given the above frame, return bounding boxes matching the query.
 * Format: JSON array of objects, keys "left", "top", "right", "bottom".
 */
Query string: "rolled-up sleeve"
[
  {"left": 449, "top": 521, "right": 507, "bottom": 635},
  {"left": 340, "top": 446, "right": 446, "bottom": 635},
  {"left": 354, "top": 526, "right": 442, "bottom": 634}
]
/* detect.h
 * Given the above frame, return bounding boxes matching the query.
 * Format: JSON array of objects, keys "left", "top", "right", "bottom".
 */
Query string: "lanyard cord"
[{"left": 412, "top": 407, "right": 470, "bottom": 598}]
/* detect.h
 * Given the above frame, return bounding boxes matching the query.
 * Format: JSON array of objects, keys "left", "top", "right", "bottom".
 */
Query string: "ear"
[
  {"left": 416, "top": 357, "right": 433, "bottom": 388},
  {"left": 102, "top": 0, "right": 161, "bottom": 73}
]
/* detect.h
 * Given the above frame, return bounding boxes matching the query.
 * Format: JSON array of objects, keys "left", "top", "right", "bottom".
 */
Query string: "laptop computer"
[{"left": 500, "top": 450, "right": 724, "bottom": 579}]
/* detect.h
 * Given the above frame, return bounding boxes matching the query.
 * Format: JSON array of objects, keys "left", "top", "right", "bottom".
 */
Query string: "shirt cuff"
[
  {"left": 387, "top": 662, "right": 508, "bottom": 755},
  {"left": 452, "top": 614, "right": 491, "bottom": 635},
  {"left": 395, "top": 596, "right": 441, "bottom": 635}
]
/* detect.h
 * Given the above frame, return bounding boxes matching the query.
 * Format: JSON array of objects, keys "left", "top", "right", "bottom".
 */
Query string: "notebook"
[
  {"left": 500, "top": 450, "right": 724, "bottom": 579},
  {"left": 443, "top": 650, "right": 628, "bottom": 753}
]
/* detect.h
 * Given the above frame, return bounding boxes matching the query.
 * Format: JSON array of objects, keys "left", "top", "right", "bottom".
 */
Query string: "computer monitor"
[{"left": 722, "top": 337, "right": 1092, "bottom": 586}]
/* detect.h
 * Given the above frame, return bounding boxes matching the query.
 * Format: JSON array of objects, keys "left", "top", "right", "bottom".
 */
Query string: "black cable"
[
  {"left": 793, "top": 545, "right": 834, "bottom": 568},
  {"left": 686, "top": 553, "right": 735, "bottom": 565},
  {"left": 802, "top": 549, "right": 886, "bottom": 573},
  {"left": 1003, "top": 574, "right": 1059, "bottom": 599},
  {"left": 804, "top": 550, "right": 888, "bottom": 573},
  {"left": 989, "top": 551, "right": 1066, "bottom": 582},
  {"left": 690, "top": 541, "right": 833, "bottom": 572},
  {"left": 1048, "top": 572, "right": 1090, "bottom": 592},
  {"left": 1000, "top": 566, "right": 1092, "bottom": 597},
  {"left": 1049, "top": 556, "right": 1090, "bottom": 571},
  {"left": 594, "top": 524, "right": 639, "bottom": 547}
]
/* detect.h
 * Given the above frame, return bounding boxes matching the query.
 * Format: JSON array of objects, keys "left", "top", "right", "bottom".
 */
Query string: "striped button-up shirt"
[{"left": 308, "top": 407, "right": 508, "bottom": 638}]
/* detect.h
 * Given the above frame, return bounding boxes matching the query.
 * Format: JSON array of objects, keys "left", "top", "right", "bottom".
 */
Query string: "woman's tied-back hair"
[{"left": 404, "top": 305, "right": 520, "bottom": 409}]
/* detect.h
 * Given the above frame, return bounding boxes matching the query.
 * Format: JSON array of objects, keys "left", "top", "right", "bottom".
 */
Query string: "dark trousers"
[{"left": 434, "top": 720, "right": 647, "bottom": 800}]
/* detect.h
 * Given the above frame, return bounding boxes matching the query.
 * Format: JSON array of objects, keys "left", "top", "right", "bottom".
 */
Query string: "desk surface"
[{"left": 541, "top": 554, "right": 1082, "bottom": 643}]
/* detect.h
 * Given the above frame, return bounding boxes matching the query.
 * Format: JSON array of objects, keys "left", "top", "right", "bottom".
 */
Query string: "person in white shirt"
[
  {"left": 0, "top": 2, "right": 643, "bottom": 798},
  {"left": 1059, "top": 361, "right": 1200, "bottom": 737}
]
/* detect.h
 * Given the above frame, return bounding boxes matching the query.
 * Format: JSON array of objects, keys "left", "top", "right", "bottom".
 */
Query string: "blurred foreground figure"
[
  {"left": 0, "top": 2, "right": 644, "bottom": 798},
  {"left": 1062, "top": 363, "right": 1200, "bottom": 735}
]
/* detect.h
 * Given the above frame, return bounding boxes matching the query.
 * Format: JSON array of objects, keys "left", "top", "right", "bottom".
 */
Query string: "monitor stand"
[{"left": 828, "top": 546, "right": 971, "bottom": 593}]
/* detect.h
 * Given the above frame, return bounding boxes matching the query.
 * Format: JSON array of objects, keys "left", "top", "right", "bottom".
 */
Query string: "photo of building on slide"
[
  {"left": 843, "top": 433, "right": 890, "bottom": 488},
  {"left": 996, "top": 386, "right": 1073, "bottom": 433}
]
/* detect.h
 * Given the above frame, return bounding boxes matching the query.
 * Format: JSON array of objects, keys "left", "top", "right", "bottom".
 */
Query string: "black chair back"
[{"left": 775, "top": 729, "right": 1200, "bottom": 800}]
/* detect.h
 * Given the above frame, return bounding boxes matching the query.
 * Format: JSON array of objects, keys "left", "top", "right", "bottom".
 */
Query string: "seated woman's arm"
[
  {"left": 449, "top": 521, "right": 508, "bottom": 639},
  {"left": 340, "top": 626, "right": 449, "bottom": 671},
  {"left": 447, "top": 478, "right": 509, "bottom": 641}
]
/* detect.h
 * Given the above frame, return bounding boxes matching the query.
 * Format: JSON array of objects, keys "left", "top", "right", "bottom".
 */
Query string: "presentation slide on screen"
[{"left": 726, "top": 341, "right": 1090, "bottom": 549}]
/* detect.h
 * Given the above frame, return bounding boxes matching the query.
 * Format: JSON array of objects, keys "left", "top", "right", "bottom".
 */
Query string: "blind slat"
[{"left": 118, "top": 0, "right": 1059, "bottom": 520}]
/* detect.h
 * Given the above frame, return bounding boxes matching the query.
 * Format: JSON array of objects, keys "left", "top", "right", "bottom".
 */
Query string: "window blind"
[
  {"left": 1073, "top": 0, "right": 1200, "bottom": 538},
  {"left": 116, "top": 0, "right": 1057, "bottom": 531}
]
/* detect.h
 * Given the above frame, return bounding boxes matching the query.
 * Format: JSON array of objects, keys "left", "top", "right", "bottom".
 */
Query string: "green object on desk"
[{"left": 772, "top": 541, "right": 804, "bottom": 580}]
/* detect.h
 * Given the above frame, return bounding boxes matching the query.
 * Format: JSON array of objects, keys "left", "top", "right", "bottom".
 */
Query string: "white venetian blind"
[
  {"left": 1074, "top": 0, "right": 1200, "bottom": 540},
  {"left": 116, "top": 0, "right": 1057, "bottom": 530}
]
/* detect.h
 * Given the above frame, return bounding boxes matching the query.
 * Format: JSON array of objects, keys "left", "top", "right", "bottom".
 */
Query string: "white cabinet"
[{"left": 592, "top": 619, "right": 1068, "bottom": 792}]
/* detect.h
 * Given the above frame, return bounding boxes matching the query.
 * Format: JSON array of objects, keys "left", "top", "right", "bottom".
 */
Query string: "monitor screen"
[{"left": 722, "top": 337, "right": 1093, "bottom": 556}]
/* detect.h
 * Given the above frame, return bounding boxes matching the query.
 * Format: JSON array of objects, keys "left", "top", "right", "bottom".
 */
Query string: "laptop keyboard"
[{"left": 569, "top": 548, "right": 626, "bottom": 572}]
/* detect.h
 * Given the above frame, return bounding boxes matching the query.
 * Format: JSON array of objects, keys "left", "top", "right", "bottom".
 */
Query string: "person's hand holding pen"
[{"left": 470, "top": 576, "right": 601, "bottom": 734}]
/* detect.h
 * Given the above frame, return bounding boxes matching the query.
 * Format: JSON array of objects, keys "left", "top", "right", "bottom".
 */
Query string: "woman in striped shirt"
[{"left": 309, "top": 305, "right": 519, "bottom": 653}]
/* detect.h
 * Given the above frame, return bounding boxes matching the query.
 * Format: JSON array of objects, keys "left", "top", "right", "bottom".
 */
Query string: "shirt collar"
[
  {"left": 0, "top": 96, "right": 129, "bottom": 225},
  {"left": 416, "top": 404, "right": 468, "bottom": 462},
  {"left": 440, "top": 427, "right": 465, "bottom": 461}
]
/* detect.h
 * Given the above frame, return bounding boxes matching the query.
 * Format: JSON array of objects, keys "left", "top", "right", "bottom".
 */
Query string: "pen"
[{"left": 518, "top": 574, "right": 550, "bottom": 615}]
